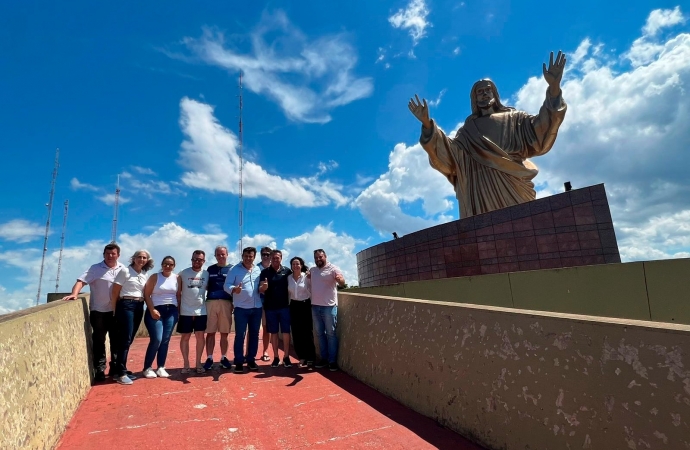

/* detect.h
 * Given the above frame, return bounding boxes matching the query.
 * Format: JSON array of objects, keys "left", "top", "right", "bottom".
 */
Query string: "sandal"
[
  {"left": 196, "top": 366, "right": 205, "bottom": 374},
  {"left": 181, "top": 368, "right": 190, "bottom": 374},
  {"left": 261, "top": 354, "right": 271, "bottom": 362}
]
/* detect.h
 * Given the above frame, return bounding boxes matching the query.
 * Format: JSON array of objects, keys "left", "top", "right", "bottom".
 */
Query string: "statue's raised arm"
[
  {"left": 409, "top": 50, "right": 568, "bottom": 219},
  {"left": 543, "top": 50, "right": 567, "bottom": 97}
]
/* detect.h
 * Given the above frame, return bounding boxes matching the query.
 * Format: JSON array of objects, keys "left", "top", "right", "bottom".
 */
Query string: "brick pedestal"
[{"left": 357, "top": 184, "right": 621, "bottom": 288}]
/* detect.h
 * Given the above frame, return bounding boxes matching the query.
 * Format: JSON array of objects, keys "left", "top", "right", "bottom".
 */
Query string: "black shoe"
[
  {"left": 203, "top": 357, "right": 214, "bottom": 371},
  {"left": 94, "top": 371, "right": 106, "bottom": 382},
  {"left": 314, "top": 360, "right": 327, "bottom": 369},
  {"left": 247, "top": 361, "right": 259, "bottom": 371},
  {"left": 328, "top": 363, "right": 339, "bottom": 372},
  {"left": 271, "top": 357, "right": 280, "bottom": 368},
  {"left": 307, "top": 360, "right": 314, "bottom": 368},
  {"left": 220, "top": 357, "right": 232, "bottom": 370},
  {"left": 283, "top": 357, "right": 292, "bottom": 368},
  {"left": 234, "top": 363, "right": 244, "bottom": 373}
]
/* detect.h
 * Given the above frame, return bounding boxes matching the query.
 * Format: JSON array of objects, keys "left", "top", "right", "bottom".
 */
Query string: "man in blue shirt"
[
  {"left": 203, "top": 246, "right": 233, "bottom": 371},
  {"left": 224, "top": 247, "right": 262, "bottom": 373}
]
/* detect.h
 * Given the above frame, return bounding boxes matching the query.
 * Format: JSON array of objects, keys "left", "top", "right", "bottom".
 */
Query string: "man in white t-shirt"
[
  {"left": 309, "top": 249, "right": 345, "bottom": 371},
  {"left": 63, "top": 243, "right": 126, "bottom": 381},
  {"left": 177, "top": 250, "right": 209, "bottom": 374}
]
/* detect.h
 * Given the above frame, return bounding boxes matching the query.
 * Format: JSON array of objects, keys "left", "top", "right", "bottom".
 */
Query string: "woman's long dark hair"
[{"left": 290, "top": 256, "right": 308, "bottom": 273}]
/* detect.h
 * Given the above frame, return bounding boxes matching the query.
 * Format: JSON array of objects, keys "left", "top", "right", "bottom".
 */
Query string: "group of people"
[{"left": 64, "top": 243, "right": 345, "bottom": 385}]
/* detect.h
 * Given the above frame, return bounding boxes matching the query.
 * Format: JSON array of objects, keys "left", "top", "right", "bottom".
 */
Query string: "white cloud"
[
  {"left": 512, "top": 8, "right": 690, "bottom": 260},
  {"left": 355, "top": 141, "right": 455, "bottom": 236},
  {"left": 98, "top": 193, "right": 131, "bottom": 206},
  {"left": 626, "top": 7, "right": 687, "bottom": 67},
  {"left": 618, "top": 210, "right": 690, "bottom": 261},
  {"left": 427, "top": 88, "right": 447, "bottom": 107},
  {"left": 70, "top": 178, "right": 98, "bottom": 191},
  {"left": 126, "top": 178, "right": 182, "bottom": 197},
  {"left": 238, "top": 234, "right": 278, "bottom": 254},
  {"left": 180, "top": 11, "right": 373, "bottom": 124},
  {"left": 643, "top": 6, "right": 686, "bottom": 36},
  {"left": 177, "top": 97, "right": 350, "bottom": 208},
  {"left": 131, "top": 166, "right": 157, "bottom": 175},
  {"left": 282, "top": 224, "right": 363, "bottom": 285},
  {"left": 376, "top": 47, "right": 387, "bottom": 64},
  {"left": 0, "top": 219, "right": 45, "bottom": 243},
  {"left": 389, "top": 0, "right": 431, "bottom": 46}
]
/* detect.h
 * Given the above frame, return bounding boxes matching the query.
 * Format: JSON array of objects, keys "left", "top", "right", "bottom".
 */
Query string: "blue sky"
[{"left": 1, "top": 1, "right": 689, "bottom": 312}]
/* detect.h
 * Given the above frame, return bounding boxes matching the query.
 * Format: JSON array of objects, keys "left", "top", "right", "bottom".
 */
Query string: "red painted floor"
[{"left": 57, "top": 335, "right": 484, "bottom": 450}]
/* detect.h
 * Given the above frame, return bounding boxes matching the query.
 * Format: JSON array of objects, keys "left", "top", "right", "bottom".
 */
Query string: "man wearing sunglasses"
[{"left": 257, "top": 246, "right": 273, "bottom": 362}]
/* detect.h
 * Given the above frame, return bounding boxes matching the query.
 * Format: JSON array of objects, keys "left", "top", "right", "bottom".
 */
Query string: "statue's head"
[{"left": 469, "top": 79, "right": 513, "bottom": 117}]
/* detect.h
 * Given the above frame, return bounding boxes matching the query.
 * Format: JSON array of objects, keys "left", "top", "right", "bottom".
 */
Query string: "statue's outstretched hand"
[
  {"left": 408, "top": 94, "right": 431, "bottom": 129},
  {"left": 542, "top": 51, "right": 567, "bottom": 97}
]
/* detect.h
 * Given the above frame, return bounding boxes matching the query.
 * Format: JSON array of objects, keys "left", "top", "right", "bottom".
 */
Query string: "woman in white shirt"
[
  {"left": 288, "top": 256, "right": 316, "bottom": 367},
  {"left": 142, "top": 256, "right": 180, "bottom": 379},
  {"left": 111, "top": 250, "right": 153, "bottom": 385}
]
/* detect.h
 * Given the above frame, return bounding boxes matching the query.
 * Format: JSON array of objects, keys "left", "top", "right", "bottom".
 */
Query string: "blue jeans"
[
  {"left": 233, "top": 307, "right": 262, "bottom": 366},
  {"left": 114, "top": 300, "right": 144, "bottom": 376},
  {"left": 144, "top": 304, "right": 178, "bottom": 369},
  {"left": 312, "top": 305, "right": 338, "bottom": 364}
]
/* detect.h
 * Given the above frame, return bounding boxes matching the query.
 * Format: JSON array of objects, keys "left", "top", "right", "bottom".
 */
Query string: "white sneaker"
[
  {"left": 156, "top": 367, "right": 170, "bottom": 378},
  {"left": 116, "top": 375, "right": 133, "bottom": 385},
  {"left": 143, "top": 368, "right": 157, "bottom": 379}
]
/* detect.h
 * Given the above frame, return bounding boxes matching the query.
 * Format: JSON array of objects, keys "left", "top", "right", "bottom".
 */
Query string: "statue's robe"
[{"left": 420, "top": 90, "right": 567, "bottom": 219}]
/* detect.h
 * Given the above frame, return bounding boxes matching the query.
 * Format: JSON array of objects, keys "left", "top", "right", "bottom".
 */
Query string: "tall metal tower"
[
  {"left": 238, "top": 72, "right": 244, "bottom": 255},
  {"left": 37, "top": 148, "right": 59, "bottom": 306},
  {"left": 55, "top": 200, "right": 69, "bottom": 292},
  {"left": 110, "top": 175, "right": 120, "bottom": 243}
]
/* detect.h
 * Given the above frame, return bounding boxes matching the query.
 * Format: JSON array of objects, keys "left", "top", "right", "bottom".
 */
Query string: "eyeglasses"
[
  {"left": 261, "top": 253, "right": 271, "bottom": 257},
  {"left": 162, "top": 263, "right": 175, "bottom": 267},
  {"left": 191, "top": 258, "right": 205, "bottom": 262}
]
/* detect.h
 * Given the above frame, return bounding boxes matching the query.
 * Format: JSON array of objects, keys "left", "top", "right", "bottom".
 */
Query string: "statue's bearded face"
[{"left": 474, "top": 83, "right": 496, "bottom": 109}]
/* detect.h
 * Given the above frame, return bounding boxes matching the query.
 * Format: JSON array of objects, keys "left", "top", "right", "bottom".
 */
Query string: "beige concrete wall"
[
  {"left": 0, "top": 298, "right": 92, "bottom": 450},
  {"left": 338, "top": 292, "right": 690, "bottom": 450},
  {"left": 348, "top": 259, "right": 690, "bottom": 325}
]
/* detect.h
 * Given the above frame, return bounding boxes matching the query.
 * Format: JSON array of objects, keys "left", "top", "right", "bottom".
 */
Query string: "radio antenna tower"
[
  {"left": 55, "top": 200, "right": 69, "bottom": 292},
  {"left": 37, "top": 148, "right": 59, "bottom": 306},
  {"left": 238, "top": 72, "right": 244, "bottom": 255},
  {"left": 110, "top": 175, "right": 120, "bottom": 243}
]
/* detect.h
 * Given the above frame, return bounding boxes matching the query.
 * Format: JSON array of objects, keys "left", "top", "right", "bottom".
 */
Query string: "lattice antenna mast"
[
  {"left": 55, "top": 200, "right": 69, "bottom": 292},
  {"left": 37, "top": 148, "right": 59, "bottom": 306},
  {"left": 110, "top": 175, "right": 120, "bottom": 243},
  {"left": 238, "top": 72, "right": 244, "bottom": 255}
]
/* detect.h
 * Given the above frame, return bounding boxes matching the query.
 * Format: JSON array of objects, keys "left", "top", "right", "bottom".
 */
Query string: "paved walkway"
[{"left": 57, "top": 335, "right": 483, "bottom": 449}]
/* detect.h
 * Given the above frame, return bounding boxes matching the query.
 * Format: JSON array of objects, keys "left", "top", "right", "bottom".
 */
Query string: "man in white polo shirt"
[
  {"left": 309, "top": 249, "right": 345, "bottom": 371},
  {"left": 64, "top": 243, "right": 126, "bottom": 381}
]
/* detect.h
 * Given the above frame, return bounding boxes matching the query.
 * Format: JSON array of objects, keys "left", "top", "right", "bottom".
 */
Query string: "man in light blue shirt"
[{"left": 224, "top": 246, "right": 262, "bottom": 372}]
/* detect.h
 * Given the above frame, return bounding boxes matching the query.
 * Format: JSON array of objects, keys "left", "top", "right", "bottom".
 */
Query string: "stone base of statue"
[{"left": 356, "top": 184, "right": 620, "bottom": 288}]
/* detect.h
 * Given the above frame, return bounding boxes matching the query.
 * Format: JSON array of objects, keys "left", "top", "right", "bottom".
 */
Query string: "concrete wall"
[
  {"left": 338, "top": 292, "right": 690, "bottom": 450},
  {"left": 348, "top": 259, "right": 690, "bottom": 325},
  {"left": 0, "top": 298, "right": 93, "bottom": 450}
]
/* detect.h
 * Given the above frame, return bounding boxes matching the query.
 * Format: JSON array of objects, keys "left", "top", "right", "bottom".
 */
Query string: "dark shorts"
[
  {"left": 176, "top": 315, "right": 208, "bottom": 334},
  {"left": 265, "top": 307, "right": 290, "bottom": 334}
]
